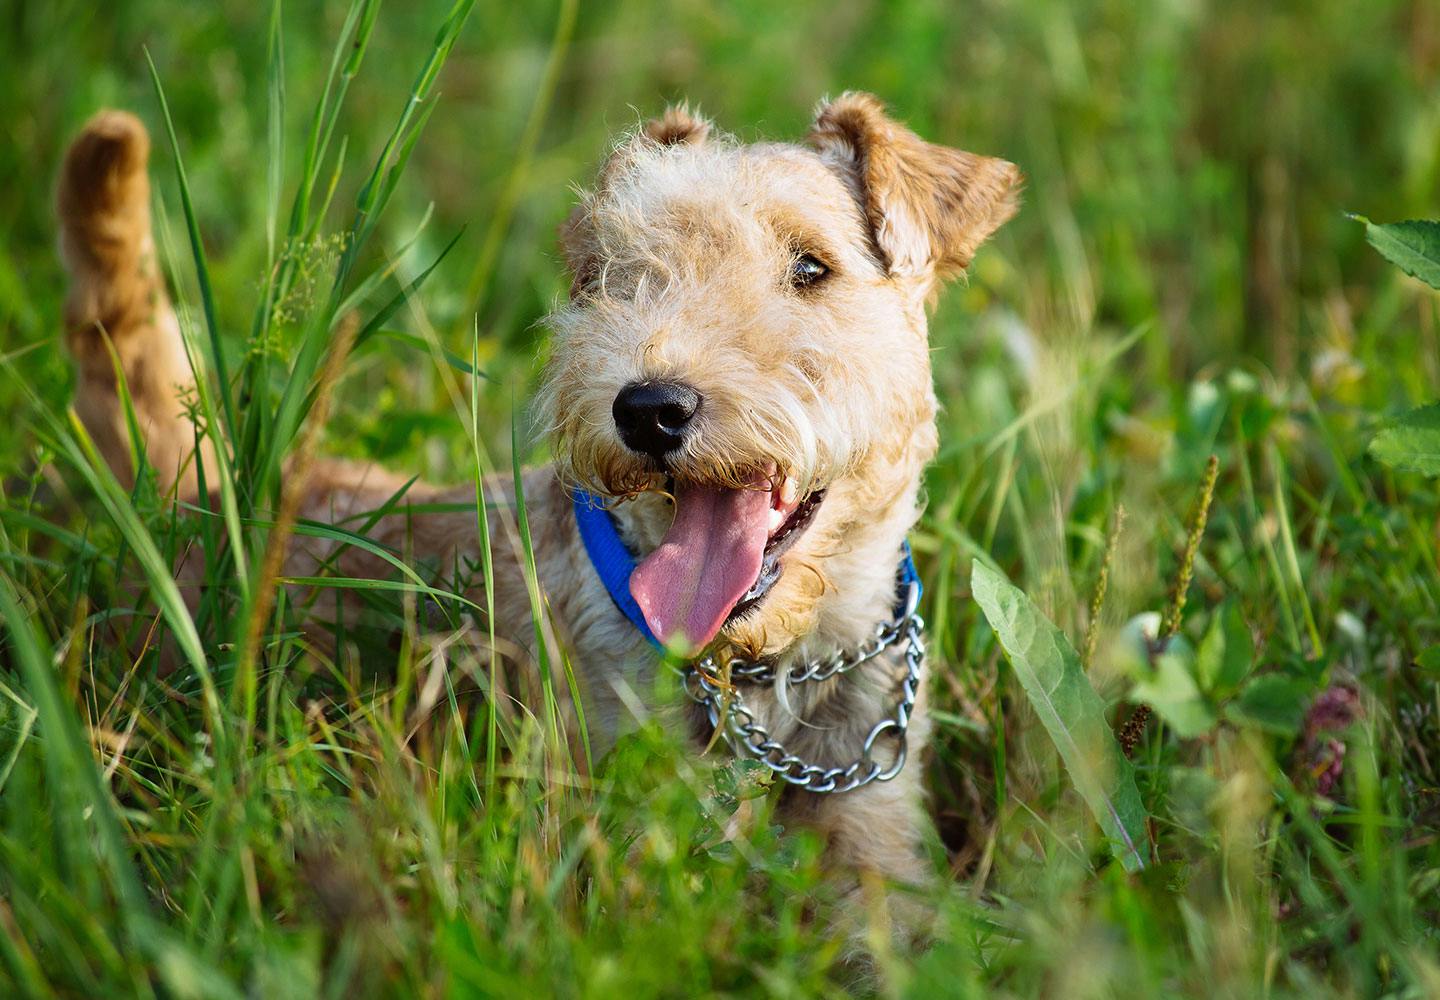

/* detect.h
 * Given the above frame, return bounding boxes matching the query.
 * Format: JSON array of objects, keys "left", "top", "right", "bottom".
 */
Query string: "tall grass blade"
[
  {"left": 264, "top": 0, "right": 285, "bottom": 267},
  {"left": 255, "top": 0, "right": 474, "bottom": 510},
  {"left": 150, "top": 193, "right": 250, "bottom": 596},
  {"left": 0, "top": 573, "right": 153, "bottom": 951},
  {"left": 144, "top": 50, "right": 237, "bottom": 454},
  {"left": 469, "top": 333, "right": 499, "bottom": 806},
  {"left": 461, "top": 0, "right": 578, "bottom": 317},
  {"left": 510, "top": 412, "right": 590, "bottom": 775}
]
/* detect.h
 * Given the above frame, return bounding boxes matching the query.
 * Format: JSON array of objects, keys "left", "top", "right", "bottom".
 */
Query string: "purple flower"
[{"left": 1297, "top": 684, "right": 1360, "bottom": 799}]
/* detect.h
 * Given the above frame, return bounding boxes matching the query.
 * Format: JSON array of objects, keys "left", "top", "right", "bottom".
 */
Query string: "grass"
[{"left": 2, "top": 0, "right": 1440, "bottom": 995}]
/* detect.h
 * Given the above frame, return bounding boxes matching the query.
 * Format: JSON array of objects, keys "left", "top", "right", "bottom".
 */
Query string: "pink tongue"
[{"left": 630, "top": 482, "right": 772, "bottom": 652}]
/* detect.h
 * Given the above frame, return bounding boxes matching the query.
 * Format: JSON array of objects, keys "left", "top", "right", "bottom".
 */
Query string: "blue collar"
[{"left": 571, "top": 489, "right": 920, "bottom": 651}]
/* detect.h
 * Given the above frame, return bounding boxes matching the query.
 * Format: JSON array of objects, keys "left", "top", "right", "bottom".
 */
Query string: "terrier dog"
[{"left": 57, "top": 96, "right": 1018, "bottom": 894}]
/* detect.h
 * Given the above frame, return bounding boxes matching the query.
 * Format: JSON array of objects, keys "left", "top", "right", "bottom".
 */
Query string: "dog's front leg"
[{"left": 773, "top": 690, "right": 938, "bottom": 951}]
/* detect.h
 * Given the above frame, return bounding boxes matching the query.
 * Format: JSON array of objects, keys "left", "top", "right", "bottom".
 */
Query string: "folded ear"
[{"left": 808, "top": 92, "right": 1020, "bottom": 287}]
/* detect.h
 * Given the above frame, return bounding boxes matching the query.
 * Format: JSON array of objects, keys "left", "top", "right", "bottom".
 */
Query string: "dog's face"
[{"left": 540, "top": 93, "right": 1019, "bottom": 657}]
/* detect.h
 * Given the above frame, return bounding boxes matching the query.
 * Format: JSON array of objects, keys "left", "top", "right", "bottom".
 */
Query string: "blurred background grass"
[
  {"left": 2, "top": 0, "right": 1440, "bottom": 996},
  {"left": 6, "top": 0, "right": 1439, "bottom": 452}
]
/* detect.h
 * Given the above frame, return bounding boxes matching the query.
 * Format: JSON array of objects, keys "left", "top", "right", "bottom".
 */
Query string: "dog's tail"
[{"left": 57, "top": 110, "right": 214, "bottom": 499}]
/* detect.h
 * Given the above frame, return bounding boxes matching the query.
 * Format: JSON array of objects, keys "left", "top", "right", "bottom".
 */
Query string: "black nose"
[{"left": 612, "top": 380, "right": 702, "bottom": 460}]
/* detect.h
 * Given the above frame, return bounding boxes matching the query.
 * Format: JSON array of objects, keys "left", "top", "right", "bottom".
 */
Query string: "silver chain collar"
[{"left": 676, "top": 579, "right": 925, "bottom": 795}]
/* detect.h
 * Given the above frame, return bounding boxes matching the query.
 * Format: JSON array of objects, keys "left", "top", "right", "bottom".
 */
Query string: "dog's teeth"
[
  {"left": 768, "top": 508, "right": 786, "bottom": 533},
  {"left": 779, "top": 476, "right": 798, "bottom": 507}
]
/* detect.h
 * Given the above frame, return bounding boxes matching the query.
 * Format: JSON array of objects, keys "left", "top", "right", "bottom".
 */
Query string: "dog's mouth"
[{"left": 627, "top": 470, "right": 826, "bottom": 654}]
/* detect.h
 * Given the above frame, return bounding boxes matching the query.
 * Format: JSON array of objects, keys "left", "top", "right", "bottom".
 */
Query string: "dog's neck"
[{"left": 790, "top": 470, "right": 925, "bottom": 662}]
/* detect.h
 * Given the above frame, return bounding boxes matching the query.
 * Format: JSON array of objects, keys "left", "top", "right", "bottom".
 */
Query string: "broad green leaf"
[
  {"left": 1416, "top": 645, "right": 1440, "bottom": 676},
  {"left": 972, "top": 561, "right": 1149, "bottom": 872},
  {"left": 1225, "top": 674, "right": 1311, "bottom": 736},
  {"left": 1132, "top": 646, "right": 1216, "bottom": 739},
  {"left": 1369, "top": 403, "right": 1440, "bottom": 476},
  {"left": 1359, "top": 216, "right": 1440, "bottom": 289},
  {"left": 1196, "top": 600, "right": 1255, "bottom": 695}
]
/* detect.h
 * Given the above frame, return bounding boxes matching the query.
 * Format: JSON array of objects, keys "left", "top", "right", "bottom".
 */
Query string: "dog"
[{"left": 57, "top": 96, "right": 1019, "bottom": 903}]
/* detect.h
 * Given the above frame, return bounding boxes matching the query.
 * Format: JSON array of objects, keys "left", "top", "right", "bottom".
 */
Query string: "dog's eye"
[{"left": 788, "top": 253, "right": 829, "bottom": 289}]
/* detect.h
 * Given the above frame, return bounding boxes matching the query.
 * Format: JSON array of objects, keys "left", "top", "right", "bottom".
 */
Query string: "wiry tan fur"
[
  {"left": 56, "top": 96, "right": 1019, "bottom": 929},
  {"left": 58, "top": 110, "right": 219, "bottom": 499}
]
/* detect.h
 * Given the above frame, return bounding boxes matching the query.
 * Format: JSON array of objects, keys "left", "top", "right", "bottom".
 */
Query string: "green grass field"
[{"left": 3, "top": 0, "right": 1440, "bottom": 996}]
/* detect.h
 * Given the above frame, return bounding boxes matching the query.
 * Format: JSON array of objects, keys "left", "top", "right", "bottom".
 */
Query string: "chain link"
[{"left": 679, "top": 580, "right": 925, "bottom": 795}]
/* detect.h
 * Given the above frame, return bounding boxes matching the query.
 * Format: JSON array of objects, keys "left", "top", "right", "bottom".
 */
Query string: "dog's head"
[{"left": 539, "top": 93, "right": 1019, "bottom": 658}]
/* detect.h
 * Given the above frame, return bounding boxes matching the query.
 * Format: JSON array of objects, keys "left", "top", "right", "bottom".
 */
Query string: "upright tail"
[{"left": 56, "top": 110, "right": 214, "bottom": 499}]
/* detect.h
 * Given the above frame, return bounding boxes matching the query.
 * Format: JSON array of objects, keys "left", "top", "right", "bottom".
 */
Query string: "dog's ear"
[
  {"left": 808, "top": 92, "right": 1020, "bottom": 286},
  {"left": 642, "top": 103, "right": 710, "bottom": 147}
]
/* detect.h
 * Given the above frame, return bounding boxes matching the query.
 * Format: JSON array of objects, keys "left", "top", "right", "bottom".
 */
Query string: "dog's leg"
[
  {"left": 57, "top": 110, "right": 216, "bottom": 500},
  {"left": 780, "top": 698, "right": 938, "bottom": 952}
]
